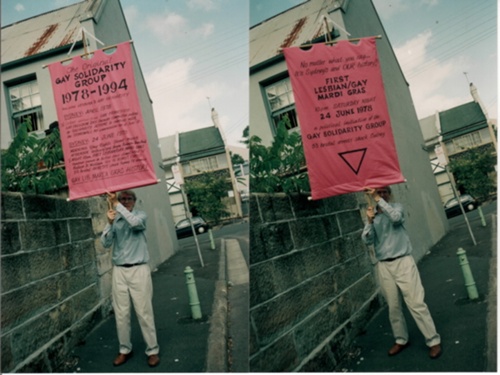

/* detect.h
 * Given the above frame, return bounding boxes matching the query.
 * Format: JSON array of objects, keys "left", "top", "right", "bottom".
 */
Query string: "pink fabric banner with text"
[
  {"left": 48, "top": 42, "right": 157, "bottom": 200},
  {"left": 283, "top": 37, "right": 405, "bottom": 200}
]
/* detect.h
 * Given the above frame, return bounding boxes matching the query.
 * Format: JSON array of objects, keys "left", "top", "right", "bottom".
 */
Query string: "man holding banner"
[
  {"left": 362, "top": 186, "right": 442, "bottom": 359},
  {"left": 101, "top": 190, "right": 160, "bottom": 367}
]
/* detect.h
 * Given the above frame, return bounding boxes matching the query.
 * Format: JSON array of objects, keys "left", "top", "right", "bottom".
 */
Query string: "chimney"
[
  {"left": 470, "top": 82, "right": 480, "bottom": 103},
  {"left": 211, "top": 108, "right": 219, "bottom": 128},
  {"left": 469, "top": 82, "right": 497, "bottom": 152},
  {"left": 469, "top": 82, "right": 491, "bottom": 120}
]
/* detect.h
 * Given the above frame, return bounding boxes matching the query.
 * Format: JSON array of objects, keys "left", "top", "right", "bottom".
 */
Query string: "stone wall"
[
  {"left": 1, "top": 192, "right": 112, "bottom": 373},
  {"left": 249, "top": 192, "right": 381, "bottom": 372}
]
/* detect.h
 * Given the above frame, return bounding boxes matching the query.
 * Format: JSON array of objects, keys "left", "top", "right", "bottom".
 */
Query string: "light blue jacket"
[
  {"left": 101, "top": 203, "right": 150, "bottom": 266},
  {"left": 361, "top": 199, "right": 412, "bottom": 261}
]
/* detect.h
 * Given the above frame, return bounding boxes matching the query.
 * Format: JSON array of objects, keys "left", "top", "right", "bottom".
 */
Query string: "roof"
[
  {"left": 159, "top": 134, "right": 178, "bottom": 163},
  {"left": 179, "top": 127, "right": 226, "bottom": 162},
  {"left": 439, "top": 101, "right": 487, "bottom": 141},
  {"left": 1, "top": 0, "right": 102, "bottom": 66},
  {"left": 419, "top": 114, "right": 439, "bottom": 146},
  {"left": 250, "top": 0, "right": 343, "bottom": 68}
]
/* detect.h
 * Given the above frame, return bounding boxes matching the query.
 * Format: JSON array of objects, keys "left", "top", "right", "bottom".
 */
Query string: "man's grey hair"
[{"left": 118, "top": 190, "right": 137, "bottom": 201}]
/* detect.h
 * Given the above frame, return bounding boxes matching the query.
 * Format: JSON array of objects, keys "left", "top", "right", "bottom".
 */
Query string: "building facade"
[
  {"left": 420, "top": 83, "right": 497, "bottom": 203},
  {"left": 1, "top": 0, "right": 178, "bottom": 267},
  {"left": 249, "top": 0, "right": 449, "bottom": 370},
  {"left": 160, "top": 122, "right": 244, "bottom": 225},
  {"left": 250, "top": 0, "right": 448, "bottom": 259}
]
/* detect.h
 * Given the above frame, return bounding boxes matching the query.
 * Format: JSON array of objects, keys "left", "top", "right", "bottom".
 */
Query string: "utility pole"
[
  {"left": 435, "top": 142, "right": 477, "bottom": 246},
  {"left": 172, "top": 164, "right": 205, "bottom": 267},
  {"left": 211, "top": 107, "right": 243, "bottom": 218}
]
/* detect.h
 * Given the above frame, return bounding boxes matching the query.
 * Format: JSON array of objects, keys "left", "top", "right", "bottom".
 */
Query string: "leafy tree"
[
  {"left": 2, "top": 121, "right": 66, "bottom": 194},
  {"left": 231, "top": 152, "right": 247, "bottom": 188},
  {"left": 240, "top": 125, "right": 249, "bottom": 148},
  {"left": 250, "top": 117, "right": 309, "bottom": 194},
  {"left": 449, "top": 146, "right": 496, "bottom": 203},
  {"left": 231, "top": 152, "right": 245, "bottom": 166},
  {"left": 184, "top": 171, "right": 231, "bottom": 224}
]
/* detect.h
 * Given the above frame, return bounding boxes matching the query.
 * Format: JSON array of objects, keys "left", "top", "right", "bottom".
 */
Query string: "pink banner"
[
  {"left": 48, "top": 42, "right": 157, "bottom": 200},
  {"left": 284, "top": 37, "right": 404, "bottom": 199}
]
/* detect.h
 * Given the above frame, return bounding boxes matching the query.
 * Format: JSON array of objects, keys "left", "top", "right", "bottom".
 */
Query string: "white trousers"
[
  {"left": 112, "top": 264, "right": 159, "bottom": 355},
  {"left": 376, "top": 255, "right": 441, "bottom": 347}
]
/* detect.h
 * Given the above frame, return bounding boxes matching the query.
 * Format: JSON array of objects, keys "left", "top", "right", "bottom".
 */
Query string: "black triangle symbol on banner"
[{"left": 339, "top": 148, "right": 367, "bottom": 175}]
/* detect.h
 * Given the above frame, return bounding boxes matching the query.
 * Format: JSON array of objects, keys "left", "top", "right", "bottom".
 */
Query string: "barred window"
[
  {"left": 264, "top": 78, "right": 300, "bottom": 131},
  {"left": 182, "top": 156, "right": 219, "bottom": 176},
  {"left": 448, "top": 132, "right": 483, "bottom": 153},
  {"left": 8, "top": 80, "right": 44, "bottom": 134}
]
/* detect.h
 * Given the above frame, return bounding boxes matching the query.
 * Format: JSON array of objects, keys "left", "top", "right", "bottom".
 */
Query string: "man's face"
[
  {"left": 119, "top": 193, "right": 136, "bottom": 211},
  {"left": 376, "top": 188, "right": 391, "bottom": 201}
]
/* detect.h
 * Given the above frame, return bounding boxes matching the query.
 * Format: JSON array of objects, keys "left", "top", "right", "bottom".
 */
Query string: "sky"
[
  {"left": 250, "top": 0, "right": 498, "bottom": 122},
  {"left": 1, "top": 0, "right": 497, "bottom": 148},
  {"left": 1, "top": 0, "right": 249, "bottom": 147},
  {"left": 372, "top": 0, "right": 497, "bottom": 121}
]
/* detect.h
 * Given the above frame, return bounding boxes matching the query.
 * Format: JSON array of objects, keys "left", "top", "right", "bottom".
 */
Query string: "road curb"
[{"left": 205, "top": 239, "right": 228, "bottom": 372}]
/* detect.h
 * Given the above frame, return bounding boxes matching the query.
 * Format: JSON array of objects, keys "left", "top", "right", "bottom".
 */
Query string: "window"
[
  {"left": 8, "top": 80, "right": 44, "bottom": 134},
  {"left": 264, "top": 78, "right": 300, "bottom": 131},
  {"left": 182, "top": 156, "right": 219, "bottom": 176},
  {"left": 234, "top": 162, "right": 249, "bottom": 177},
  {"left": 447, "top": 132, "right": 483, "bottom": 154},
  {"left": 430, "top": 157, "right": 446, "bottom": 174}
]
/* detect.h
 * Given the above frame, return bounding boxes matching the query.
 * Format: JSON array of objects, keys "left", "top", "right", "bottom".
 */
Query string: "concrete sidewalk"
[
  {"left": 345, "top": 201, "right": 497, "bottom": 372},
  {"left": 64, "top": 233, "right": 225, "bottom": 373}
]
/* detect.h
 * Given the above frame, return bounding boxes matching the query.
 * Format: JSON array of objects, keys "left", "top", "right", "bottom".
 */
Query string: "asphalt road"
[
  {"left": 214, "top": 219, "right": 249, "bottom": 265},
  {"left": 179, "top": 219, "right": 250, "bottom": 372}
]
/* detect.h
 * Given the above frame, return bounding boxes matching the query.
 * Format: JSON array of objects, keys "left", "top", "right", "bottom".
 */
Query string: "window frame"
[
  {"left": 448, "top": 131, "right": 483, "bottom": 154},
  {"left": 6, "top": 77, "right": 44, "bottom": 135},
  {"left": 182, "top": 155, "right": 220, "bottom": 176},
  {"left": 262, "top": 76, "right": 300, "bottom": 134}
]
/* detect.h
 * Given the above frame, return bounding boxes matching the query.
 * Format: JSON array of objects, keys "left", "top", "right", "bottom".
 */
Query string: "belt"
[
  {"left": 380, "top": 254, "right": 407, "bottom": 262},
  {"left": 117, "top": 262, "right": 146, "bottom": 268}
]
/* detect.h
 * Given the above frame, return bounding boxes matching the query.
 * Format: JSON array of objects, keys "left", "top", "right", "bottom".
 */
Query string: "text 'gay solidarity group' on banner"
[
  {"left": 48, "top": 41, "right": 157, "bottom": 200},
  {"left": 283, "top": 37, "right": 405, "bottom": 200}
]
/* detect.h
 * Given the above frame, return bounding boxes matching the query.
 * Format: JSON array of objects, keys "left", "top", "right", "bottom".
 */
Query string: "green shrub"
[
  {"left": 1, "top": 121, "right": 66, "bottom": 194},
  {"left": 250, "top": 117, "right": 309, "bottom": 194}
]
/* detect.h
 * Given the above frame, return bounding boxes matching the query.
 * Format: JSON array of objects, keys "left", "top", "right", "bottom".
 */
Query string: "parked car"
[
  {"left": 444, "top": 194, "right": 478, "bottom": 218},
  {"left": 175, "top": 217, "right": 209, "bottom": 239}
]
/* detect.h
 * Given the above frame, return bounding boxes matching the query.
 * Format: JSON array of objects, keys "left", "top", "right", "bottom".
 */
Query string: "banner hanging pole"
[
  {"left": 364, "top": 192, "right": 375, "bottom": 208},
  {"left": 323, "top": 16, "right": 331, "bottom": 43},
  {"left": 42, "top": 40, "right": 133, "bottom": 68},
  {"left": 82, "top": 29, "right": 89, "bottom": 58},
  {"left": 279, "top": 35, "right": 382, "bottom": 52}
]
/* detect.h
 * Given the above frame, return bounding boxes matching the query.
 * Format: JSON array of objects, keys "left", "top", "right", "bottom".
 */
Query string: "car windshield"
[
  {"left": 176, "top": 217, "right": 203, "bottom": 228},
  {"left": 176, "top": 219, "right": 190, "bottom": 228},
  {"left": 445, "top": 198, "right": 458, "bottom": 206},
  {"left": 445, "top": 195, "right": 472, "bottom": 207}
]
